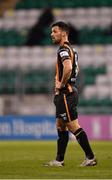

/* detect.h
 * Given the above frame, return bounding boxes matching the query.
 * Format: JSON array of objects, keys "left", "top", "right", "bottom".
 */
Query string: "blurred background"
[{"left": 0, "top": 0, "right": 112, "bottom": 140}]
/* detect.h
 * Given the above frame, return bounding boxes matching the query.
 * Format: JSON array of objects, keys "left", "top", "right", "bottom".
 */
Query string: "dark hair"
[{"left": 51, "top": 21, "right": 70, "bottom": 34}]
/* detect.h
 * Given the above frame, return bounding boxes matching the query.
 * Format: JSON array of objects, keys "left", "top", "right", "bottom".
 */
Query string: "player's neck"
[{"left": 60, "top": 37, "right": 69, "bottom": 46}]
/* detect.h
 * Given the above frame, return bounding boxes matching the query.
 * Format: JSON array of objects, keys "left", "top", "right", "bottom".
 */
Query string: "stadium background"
[
  {"left": 0, "top": 0, "right": 112, "bottom": 140},
  {"left": 0, "top": 1, "right": 112, "bottom": 179}
]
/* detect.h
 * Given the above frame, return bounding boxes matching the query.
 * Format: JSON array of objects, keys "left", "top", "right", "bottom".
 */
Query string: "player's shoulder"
[
  {"left": 58, "top": 46, "right": 70, "bottom": 58},
  {"left": 59, "top": 44, "right": 69, "bottom": 51},
  {"left": 58, "top": 43, "right": 71, "bottom": 54}
]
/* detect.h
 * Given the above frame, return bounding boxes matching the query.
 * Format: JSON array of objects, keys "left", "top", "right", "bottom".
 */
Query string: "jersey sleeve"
[{"left": 58, "top": 47, "right": 70, "bottom": 63}]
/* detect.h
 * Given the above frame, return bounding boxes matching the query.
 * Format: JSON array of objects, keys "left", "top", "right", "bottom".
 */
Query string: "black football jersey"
[{"left": 56, "top": 42, "right": 78, "bottom": 89}]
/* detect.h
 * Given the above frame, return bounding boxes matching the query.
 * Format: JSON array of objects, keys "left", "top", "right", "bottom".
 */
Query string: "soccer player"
[{"left": 45, "top": 21, "right": 97, "bottom": 167}]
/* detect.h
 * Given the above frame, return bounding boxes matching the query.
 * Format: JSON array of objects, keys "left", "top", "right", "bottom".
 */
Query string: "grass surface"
[{"left": 0, "top": 140, "right": 112, "bottom": 179}]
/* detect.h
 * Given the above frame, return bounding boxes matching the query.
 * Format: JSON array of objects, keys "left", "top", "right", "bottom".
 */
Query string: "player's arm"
[
  {"left": 60, "top": 59, "right": 72, "bottom": 88},
  {"left": 56, "top": 59, "right": 72, "bottom": 89}
]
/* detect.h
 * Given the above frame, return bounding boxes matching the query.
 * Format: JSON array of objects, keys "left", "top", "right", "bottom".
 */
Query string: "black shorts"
[{"left": 54, "top": 88, "right": 78, "bottom": 122}]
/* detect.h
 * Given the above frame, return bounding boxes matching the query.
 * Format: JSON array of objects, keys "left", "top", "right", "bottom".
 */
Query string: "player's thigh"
[
  {"left": 64, "top": 91, "right": 78, "bottom": 122},
  {"left": 66, "top": 119, "right": 80, "bottom": 133},
  {"left": 56, "top": 118, "right": 68, "bottom": 131},
  {"left": 54, "top": 94, "right": 67, "bottom": 120}
]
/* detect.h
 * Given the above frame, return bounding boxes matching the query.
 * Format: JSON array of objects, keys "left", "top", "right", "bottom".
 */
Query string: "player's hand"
[
  {"left": 55, "top": 80, "right": 65, "bottom": 89},
  {"left": 55, "top": 80, "right": 61, "bottom": 89}
]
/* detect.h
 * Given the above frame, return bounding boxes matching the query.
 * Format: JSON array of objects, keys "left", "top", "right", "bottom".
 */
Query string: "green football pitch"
[{"left": 0, "top": 140, "right": 111, "bottom": 179}]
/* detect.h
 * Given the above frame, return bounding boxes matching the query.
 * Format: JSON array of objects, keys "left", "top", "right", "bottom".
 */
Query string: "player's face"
[{"left": 51, "top": 26, "right": 63, "bottom": 44}]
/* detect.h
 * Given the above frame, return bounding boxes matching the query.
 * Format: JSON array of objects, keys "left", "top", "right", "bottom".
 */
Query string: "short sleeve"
[{"left": 58, "top": 47, "right": 70, "bottom": 62}]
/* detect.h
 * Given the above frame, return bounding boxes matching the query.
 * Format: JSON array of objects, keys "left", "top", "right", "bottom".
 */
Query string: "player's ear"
[{"left": 62, "top": 31, "right": 66, "bottom": 37}]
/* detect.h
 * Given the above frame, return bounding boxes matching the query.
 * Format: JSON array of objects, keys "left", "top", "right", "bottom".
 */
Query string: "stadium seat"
[{"left": 96, "top": 75, "right": 112, "bottom": 85}]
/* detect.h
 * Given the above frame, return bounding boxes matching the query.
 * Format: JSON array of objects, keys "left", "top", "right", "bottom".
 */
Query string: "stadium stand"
[
  {"left": 0, "top": 0, "right": 112, "bottom": 114},
  {"left": 15, "top": 0, "right": 112, "bottom": 9}
]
